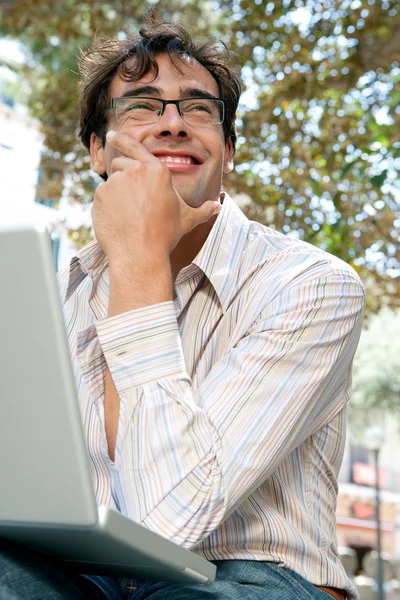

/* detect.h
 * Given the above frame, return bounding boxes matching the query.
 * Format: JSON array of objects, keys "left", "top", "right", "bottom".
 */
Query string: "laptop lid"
[{"left": 0, "top": 225, "right": 98, "bottom": 527}]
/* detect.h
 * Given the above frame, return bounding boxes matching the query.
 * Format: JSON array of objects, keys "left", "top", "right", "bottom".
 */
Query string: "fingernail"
[{"left": 106, "top": 130, "right": 117, "bottom": 141}]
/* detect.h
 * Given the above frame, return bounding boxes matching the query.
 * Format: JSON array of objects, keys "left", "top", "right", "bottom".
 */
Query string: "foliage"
[
  {"left": 349, "top": 308, "right": 400, "bottom": 430},
  {"left": 216, "top": 0, "right": 400, "bottom": 312},
  {"left": 0, "top": 0, "right": 217, "bottom": 204},
  {"left": 1, "top": 0, "right": 399, "bottom": 311}
]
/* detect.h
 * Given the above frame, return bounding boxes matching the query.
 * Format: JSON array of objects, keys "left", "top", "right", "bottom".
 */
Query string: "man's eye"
[
  {"left": 185, "top": 102, "right": 212, "bottom": 114},
  {"left": 126, "top": 102, "right": 154, "bottom": 111}
]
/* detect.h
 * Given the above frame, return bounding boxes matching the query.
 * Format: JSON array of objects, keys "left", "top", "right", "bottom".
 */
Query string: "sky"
[{"left": 0, "top": 38, "right": 24, "bottom": 64}]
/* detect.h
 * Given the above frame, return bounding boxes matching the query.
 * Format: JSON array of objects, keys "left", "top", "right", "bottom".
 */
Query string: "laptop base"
[{"left": 0, "top": 506, "right": 215, "bottom": 583}]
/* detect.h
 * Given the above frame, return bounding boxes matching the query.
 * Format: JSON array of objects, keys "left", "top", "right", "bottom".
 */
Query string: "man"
[{"left": 0, "top": 14, "right": 364, "bottom": 600}]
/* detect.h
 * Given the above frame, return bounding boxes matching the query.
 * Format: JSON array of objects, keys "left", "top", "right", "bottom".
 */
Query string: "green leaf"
[
  {"left": 370, "top": 170, "right": 388, "bottom": 188},
  {"left": 311, "top": 180, "right": 322, "bottom": 196},
  {"left": 340, "top": 160, "right": 358, "bottom": 177}
]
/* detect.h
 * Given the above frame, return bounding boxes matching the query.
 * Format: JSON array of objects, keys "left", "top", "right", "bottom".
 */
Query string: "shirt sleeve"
[{"left": 76, "top": 267, "right": 365, "bottom": 548}]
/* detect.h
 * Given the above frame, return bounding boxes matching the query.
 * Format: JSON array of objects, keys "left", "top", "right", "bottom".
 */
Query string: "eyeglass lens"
[{"left": 115, "top": 98, "right": 223, "bottom": 125}]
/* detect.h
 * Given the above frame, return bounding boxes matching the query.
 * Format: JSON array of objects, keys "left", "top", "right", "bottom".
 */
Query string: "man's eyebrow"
[
  {"left": 119, "top": 85, "right": 164, "bottom": 99},
  {"left": 117, "top": 86, "right": 218, "bottom": 100},
  {"left": 179, "top": 87, "right": 218, "bottom": 100}
]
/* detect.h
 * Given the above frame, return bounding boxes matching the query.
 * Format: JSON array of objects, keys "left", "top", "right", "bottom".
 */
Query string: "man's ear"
[
  {"left": 90, "top": 133, "right": 106, "bottom": 175},
  {"left": 223, "top": 138, "right": 234, "bottom": 174}
]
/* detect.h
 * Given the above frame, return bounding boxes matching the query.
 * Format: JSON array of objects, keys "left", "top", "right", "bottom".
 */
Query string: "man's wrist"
[
  {"left": 107, "top": 253, "right": 173, "bottom": 317},
  {"left": 108, "top": 246, "right": 170, "bottom": 275}
]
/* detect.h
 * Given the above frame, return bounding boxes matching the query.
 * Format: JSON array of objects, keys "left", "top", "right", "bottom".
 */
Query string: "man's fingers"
[
  {"left": 106, "top": 131, "right": 156, "bottom": 163},
  {"left": 109, "top": 156, "right": 135, "bottom": 174}
]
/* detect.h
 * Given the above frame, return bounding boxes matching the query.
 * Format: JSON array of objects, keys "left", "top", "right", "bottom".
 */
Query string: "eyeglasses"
[{"left": 107, "top": 96, "right": 225, "bottom": 126}]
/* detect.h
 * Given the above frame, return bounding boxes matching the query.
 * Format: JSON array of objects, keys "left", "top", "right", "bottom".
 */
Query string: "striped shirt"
[{"left": 58, "top": 192, "right": 364, "bottom": 599}]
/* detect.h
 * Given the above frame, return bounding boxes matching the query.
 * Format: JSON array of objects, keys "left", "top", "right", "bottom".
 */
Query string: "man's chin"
[
  {"left": 171, "top": 182, "right": 202, "bottom": 209},
  {"left": 171, "top": 177, "right": 220, "bottom": 209}
]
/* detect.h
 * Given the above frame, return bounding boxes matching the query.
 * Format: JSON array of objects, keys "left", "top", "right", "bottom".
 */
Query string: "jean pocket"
[{"left": 266, "top": 563, "right": 331, "bottom": 600}]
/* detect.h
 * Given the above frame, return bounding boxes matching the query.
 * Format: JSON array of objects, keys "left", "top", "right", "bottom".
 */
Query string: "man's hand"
[
  {"left": 92, "top": 130, "right": 222, "bottom": 267},
  {"left": 93, "top": 131, "right": 218, "bottom": 460}
]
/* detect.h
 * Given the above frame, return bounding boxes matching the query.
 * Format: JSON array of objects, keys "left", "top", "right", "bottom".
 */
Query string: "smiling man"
[
  {"left": 0, "top": 13, "right": 364, "bottom": 600},
  {"left": 87, "top": 50, "right": 235, "bottom": 462}
]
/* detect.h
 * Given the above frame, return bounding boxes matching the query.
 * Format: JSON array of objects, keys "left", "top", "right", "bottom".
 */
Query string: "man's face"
[{"left": 90, "top": 53, "right": 233, "bottom": 208}]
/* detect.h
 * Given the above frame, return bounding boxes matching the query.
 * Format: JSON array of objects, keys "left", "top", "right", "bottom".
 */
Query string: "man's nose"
[{"left": 153, "top": 104, "right": 190, "bottom": 138}]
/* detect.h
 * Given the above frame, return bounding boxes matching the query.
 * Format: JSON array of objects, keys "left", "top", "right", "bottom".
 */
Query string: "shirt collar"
[
  {"left": 190, "top": 193, "right": 249, "bottom": 312},
  {"left": 65, "top": 193, "right": 249, "bottom": 312}
]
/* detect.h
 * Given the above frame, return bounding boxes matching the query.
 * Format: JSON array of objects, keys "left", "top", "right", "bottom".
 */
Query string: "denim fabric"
[
  {"left": 0, "top": 539, "right": 343, "bottom": 600},
  {"left": 82, "top": 574, "right": 125, "bottom": 600},
  {"left": 95, "top": 561, "right": 341, "bottom": 599},
  {"left": 0, "top": 539, "right": 98, "bottom": 599}
]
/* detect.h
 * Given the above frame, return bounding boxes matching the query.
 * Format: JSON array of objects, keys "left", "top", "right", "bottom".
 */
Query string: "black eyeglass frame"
[{"left": 106, "top": 96, "right": 226, "bottom": 124}]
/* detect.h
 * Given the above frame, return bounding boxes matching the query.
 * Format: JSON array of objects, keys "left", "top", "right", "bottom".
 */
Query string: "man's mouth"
[
  {"left": 158, "top": 155, "right": 197, "bottom": 165},
  {"left": 151, "top": 150, "right": 203, "bottom": 167}
]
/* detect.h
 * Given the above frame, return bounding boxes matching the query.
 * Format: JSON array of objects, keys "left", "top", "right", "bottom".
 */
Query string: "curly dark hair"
[{"left": 78, "top": 13, "right": 241, "bottom": 179}]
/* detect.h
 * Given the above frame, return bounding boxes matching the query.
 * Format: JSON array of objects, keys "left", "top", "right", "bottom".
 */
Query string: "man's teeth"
[{"left": 158, "top": 156, "right": 193, "bottom": 164}]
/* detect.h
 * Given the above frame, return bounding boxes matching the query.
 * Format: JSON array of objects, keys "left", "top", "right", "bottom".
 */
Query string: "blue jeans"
[{"left": 0, "top": 539, "right": 341, "bottom": 599}]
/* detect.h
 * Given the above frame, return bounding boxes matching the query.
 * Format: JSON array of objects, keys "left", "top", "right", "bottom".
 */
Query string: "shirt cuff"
[{"left": 95, "top": 301, "right": 187, "bottom": 392}]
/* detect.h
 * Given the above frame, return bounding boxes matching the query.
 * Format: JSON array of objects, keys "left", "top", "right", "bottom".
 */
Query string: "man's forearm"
[
  {"left": 105, "top": 256, "right": 173, "bottom": 460},
  {"left": 107, "top": 256, "right": 173, "bottom": 317}
]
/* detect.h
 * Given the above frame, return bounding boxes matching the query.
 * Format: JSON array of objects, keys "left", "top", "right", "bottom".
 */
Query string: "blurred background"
[{"left": 0, "top": 1, "right": 399, "bottom": 597}]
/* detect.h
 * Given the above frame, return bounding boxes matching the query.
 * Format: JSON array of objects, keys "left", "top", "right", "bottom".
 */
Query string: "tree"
[
  {"left": 216, "top": 0, "right": 400, "bottom": 312},
  {"left": 0, "top": 0, "right": 217, "bottom": 245},
  {"left": 1, "top": 0, "right": 399, "bottom": 310},
  {"left": 349, "top": 308, "right": 400, "bottom": 432}
]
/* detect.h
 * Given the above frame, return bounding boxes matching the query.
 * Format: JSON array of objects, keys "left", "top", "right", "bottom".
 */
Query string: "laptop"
[{"left": 0, "top": 224, "right": 216, "bottom": 584}]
